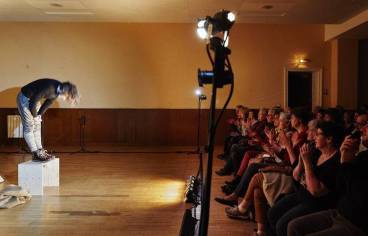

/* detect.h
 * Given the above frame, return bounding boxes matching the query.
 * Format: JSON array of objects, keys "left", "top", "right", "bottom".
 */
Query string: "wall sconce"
[{"left": 295, "top": 58, "right": 311, "bottom": 68}]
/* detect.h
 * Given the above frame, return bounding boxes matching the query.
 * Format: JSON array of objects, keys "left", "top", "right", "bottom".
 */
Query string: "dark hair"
[
  {"left": 356, "top": 109, "right": 367, "bottom": 116},
  {"left": 316, "top": 108, "right": 325, "bottom": 115},
  {"left": 291, "top": 107, "right": 311, "bottom": 125},
  {"left": 317, "top": 121, "right": 344, "bottom": 148},
  {"left": 325, "top": 108, "right": 343, "bottom": 124},
  {"left": 61, "top": 82, "right": 79, "bottom": 100}
]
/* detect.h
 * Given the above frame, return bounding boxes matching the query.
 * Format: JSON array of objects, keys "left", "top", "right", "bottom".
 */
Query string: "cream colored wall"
[{"left": 0, "top": 22, "right": 328, "bottom": 109}]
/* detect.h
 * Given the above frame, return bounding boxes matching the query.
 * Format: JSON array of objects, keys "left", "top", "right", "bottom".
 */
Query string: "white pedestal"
[{"left": 18, "top": 158, "right": 59, "bottom": 195}]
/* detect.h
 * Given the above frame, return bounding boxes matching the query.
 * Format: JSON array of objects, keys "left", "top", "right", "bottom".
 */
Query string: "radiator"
[{"left": 7, "top": 115, "right": 23, "bottom": 138}]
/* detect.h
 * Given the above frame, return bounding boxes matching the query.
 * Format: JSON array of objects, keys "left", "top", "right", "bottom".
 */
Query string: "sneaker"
[
  {"left": 39, "top": 149, "right": 55, "bottom": 159},
  {"left": 225, "top": 206, "right": 253, "bottom": 221},
  {"left": 32, "top": 150, "right": 51, "bottom": 162}
]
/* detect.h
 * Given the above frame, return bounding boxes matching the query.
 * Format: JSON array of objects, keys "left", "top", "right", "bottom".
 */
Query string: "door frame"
[{"left": 283, "top": 67, "right": 323, "bottom": 109}]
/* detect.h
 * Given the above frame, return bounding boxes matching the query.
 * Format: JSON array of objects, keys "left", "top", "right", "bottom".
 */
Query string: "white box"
[{"left": 18, "top": 158, "right": 59, "bottom": 195}]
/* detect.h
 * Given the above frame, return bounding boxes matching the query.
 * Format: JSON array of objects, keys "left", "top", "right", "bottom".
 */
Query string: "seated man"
[
  {"left": 288, "top": 124, "right": 368, "bottom": 236},
  {"left": 17, "top": 78, "right": 79, "bottom": 162}
]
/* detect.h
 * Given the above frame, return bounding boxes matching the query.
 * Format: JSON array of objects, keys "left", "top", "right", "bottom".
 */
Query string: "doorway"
[{"left": 284, "top": 68, "right": 322, "bottom": 109}]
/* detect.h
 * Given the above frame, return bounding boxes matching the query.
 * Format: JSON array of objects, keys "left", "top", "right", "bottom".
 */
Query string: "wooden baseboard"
[{"left": 0, "top": 108, "right": 233, "bottom": 146}]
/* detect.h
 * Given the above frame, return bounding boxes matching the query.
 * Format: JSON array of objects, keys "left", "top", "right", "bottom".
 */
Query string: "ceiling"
[{"left": 0, "top": 0, "right": 368, "bottom": 24}]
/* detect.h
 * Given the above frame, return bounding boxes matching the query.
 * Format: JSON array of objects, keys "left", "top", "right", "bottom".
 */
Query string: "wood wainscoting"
[{"left": 0, "top": 108, "right": 234, "bottom": 147}]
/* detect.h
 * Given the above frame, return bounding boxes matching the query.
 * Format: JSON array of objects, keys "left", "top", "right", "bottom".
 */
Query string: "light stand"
[
  {"left": 196, "top": 94, "right": 207, "bottom": 153},
  {"left": 199, "top": 36, "right": 233, "bottom": 236}
]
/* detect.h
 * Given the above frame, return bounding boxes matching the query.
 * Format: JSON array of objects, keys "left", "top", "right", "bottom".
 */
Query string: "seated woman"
[
  {"left": 288, "top": 124, "right": 368, "bottom": 236},
  {"left": 223, "top": 119, "right": 320, "bottom": 236},
  {"left": 215, "top": 108, "right": 309, "bottom": 205},
  {"left": 267, "top": 121, "right": 344, "bottom": 236},
  {"left": 221, "top": 112, "right": 290, "bottom": 193},
  {"left": 219, "top": 105, "right": 248, "bottom": 160},
  {"left": 216, "top": 108, "right": 268, "bottom": 176}
]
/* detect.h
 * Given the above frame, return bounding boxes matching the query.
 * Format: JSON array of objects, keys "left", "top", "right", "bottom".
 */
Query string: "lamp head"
[{"left": 196, "top": 10, "right": 235, "bottom": 40}]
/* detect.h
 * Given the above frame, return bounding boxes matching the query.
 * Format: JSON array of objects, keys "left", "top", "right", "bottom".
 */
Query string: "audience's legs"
[
  {"left": 275, "top": 202, "right": 319, "bottom": 236},
  {"left": 267, "top": 192, "right": 299, "bottom": 235},
  {"left": 288, "top": 210, "right": 367, "bottom": 236},
  {"left": 234, "top": 163, "right": 268, "bottom": 197},
  {"left": 236, "top": 151, "right": 260, "bottom": 176},
  {"left": 237, "top": 173, "right": 264, "bottom": 211},
  {"left": 254, "top": 184, "right": 269, "bottom": 234},
  {"left": 288, "top": 210, "right": 334, "bottom": 236}
]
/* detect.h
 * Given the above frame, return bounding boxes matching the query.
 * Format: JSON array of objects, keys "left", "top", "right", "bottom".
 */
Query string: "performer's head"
[{"left": 60, "top": 81, "right": 80, "bottom": 105}]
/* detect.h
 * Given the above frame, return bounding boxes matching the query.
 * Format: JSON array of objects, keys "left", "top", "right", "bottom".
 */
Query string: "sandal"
[{"left": 225, "top": 206, "right": 252, "bottom": 220}]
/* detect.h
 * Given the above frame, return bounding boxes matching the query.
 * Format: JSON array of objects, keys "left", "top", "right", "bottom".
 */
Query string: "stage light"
[
  {"left": 184, "top": 176, "right": 200, "bottom": 203},
  {"left": 227, "top": 12, "right": 236, "bottom": 22},
  {"left": 196, "top": 10, "right": 235, "bottom": 88},
  {"left": 196, "top": 10, "right": 236, "bottom": 40},
  {"left": 195, "top": 88, "right": 202, "bottom": 96},
  {"left": 196, "top": 19, "right": 208, "bottom": 38},
  {"left": 197, "top": 69, "right": 233, "bottom": 88}
]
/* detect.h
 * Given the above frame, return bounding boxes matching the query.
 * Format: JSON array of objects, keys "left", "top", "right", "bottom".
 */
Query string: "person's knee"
[
  {"left": 23, "top": 123, "right": 35, "bottom": 133},
  {"left": 275, "top": 217, "right": 289, "bottom": 236},
  {"left": 287, "top": 218, "right": 302, "bottom": 236}
]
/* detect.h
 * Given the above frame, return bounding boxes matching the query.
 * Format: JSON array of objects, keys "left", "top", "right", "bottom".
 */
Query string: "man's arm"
[
  {"left": 37, "top": 98, "right": 56, "bottom": 116},
  {"left": 29, "top": 93, "right": 43, "bottom": 117}
]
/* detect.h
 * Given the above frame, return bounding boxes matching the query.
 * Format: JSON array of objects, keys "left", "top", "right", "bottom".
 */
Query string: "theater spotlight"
[
  {"left": 197, "top": 10, "right": 235, "bottom": 88},
  {"left": 196, "top": 10, "right": 236, "bottom": 40},
  {"left": 184, "top": 175, "right": 200, "bottom": 203}
]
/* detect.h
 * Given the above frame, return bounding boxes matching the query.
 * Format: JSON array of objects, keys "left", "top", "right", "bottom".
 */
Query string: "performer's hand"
[{"left": 34, "top": 115, "right": 42, "bottom": 123}]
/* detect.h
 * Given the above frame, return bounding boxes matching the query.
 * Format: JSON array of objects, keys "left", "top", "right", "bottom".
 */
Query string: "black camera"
[{"left": 197, "top": 69, "right": 233, "bottom": 88}]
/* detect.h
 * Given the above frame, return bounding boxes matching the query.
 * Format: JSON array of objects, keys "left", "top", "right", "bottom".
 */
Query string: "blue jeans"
[{"left": 16, "top": 92, "right": 42, "bottom": 152}]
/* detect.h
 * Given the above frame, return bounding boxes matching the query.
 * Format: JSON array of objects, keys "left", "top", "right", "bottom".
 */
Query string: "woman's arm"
[
  {"left": 292, "top": 155, "right": 304, "bottom": 181},
  {"left": 301, "top": 145, "right": 329, "bottom": 197}
]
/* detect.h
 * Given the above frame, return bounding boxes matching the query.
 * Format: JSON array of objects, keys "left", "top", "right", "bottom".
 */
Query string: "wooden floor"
[{"left": 0, "top": 147, "right": 255, "bottom": 236}]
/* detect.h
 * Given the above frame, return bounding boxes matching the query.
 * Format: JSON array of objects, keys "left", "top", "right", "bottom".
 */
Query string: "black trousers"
[
  {"left": 288, "top": 209, "right": 367, "bottom": 236},
  {"left": 267, "top": 192, "right": 323, "bottom": 236}
]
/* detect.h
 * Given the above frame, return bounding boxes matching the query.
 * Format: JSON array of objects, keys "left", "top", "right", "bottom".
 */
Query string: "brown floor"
[{"left": 0, "top": 147, "right": 255, "bottom": 236}]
